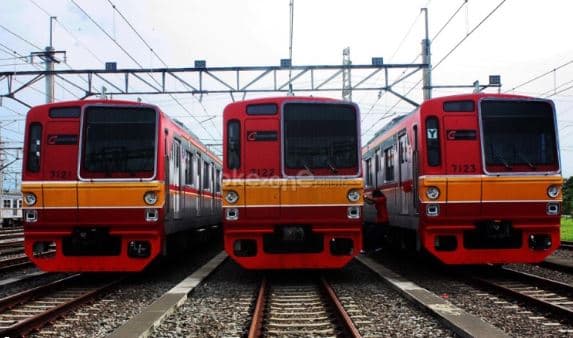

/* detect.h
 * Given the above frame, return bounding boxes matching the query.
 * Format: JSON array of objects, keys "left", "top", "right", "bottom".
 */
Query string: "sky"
[{"left": 1, "top": 0, "right": 573, "bottom": 190}]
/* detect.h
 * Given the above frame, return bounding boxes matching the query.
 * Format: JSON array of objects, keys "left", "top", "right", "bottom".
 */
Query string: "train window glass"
[
  {"left": 365, "top": 158, "right": 372, "bottom": 186},
  {"left": 81, "top": 107, "right": 156, "bottom": 178},
  {"left": 215, "top": 169, "right": 221, "bottom": 192},
  {"left": 27, "top": 123, "right": 42, "bottom": 172},
  {"left": 227, "top": 120, "right": 241, "bottom": 169},
  {"left": 283, "top": 103, "right": 358, "bottom": 173},
  {"left": 197, "top": 157, "right": 202, "bottom": 186},
  {"left": 203, "top": 162, "right": 210, "bottom": 190},
  {"left": 443, "top": 100, "right": 475, "bottom": 112},
  {"left": 49, "top": 107, "right": 81, "bottom": 118},
  {"left": 481, "top": 100, "right": 558, "bottom": 171},
  {"left": 426, "top": 117, "right": 441, "bottom": 166},
  {"left": 384, "top": 147, "right": 395, "bottom": 181},
  {"left": 185, "top": 151, "right": 194, "bottom": 186},
  {"left": 246, "top": 104, "right": 278, "bottom": 115},
  {"left": 374, "top": 153, "right": 380, "bottom": 186}
]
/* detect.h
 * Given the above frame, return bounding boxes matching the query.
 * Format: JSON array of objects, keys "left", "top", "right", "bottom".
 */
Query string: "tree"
[{"left": 562, "top": 176, "right": 573, "bottom": 216}]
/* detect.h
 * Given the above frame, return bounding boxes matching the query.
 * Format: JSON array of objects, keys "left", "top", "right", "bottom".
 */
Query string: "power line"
[
  {"left": 70, "top": 0, "right": 145, "bottom": 69},
  {"left": 433, "top": 0, "right": 506, "bottom": 71},
  {"left": 102, "top": 0, "right": 220, "bottom": 140},
  {"left": 0, "top": 24, "right": 42, "bottom": 51},
  {"left": 362, "top": 1, "right": 469, "bottom": 124},
  {"left": 432, "top": 0, "right": 468, "bottom": 41},
  {"left": 507, "top": 59, "right": 573, "bottom": 93}
]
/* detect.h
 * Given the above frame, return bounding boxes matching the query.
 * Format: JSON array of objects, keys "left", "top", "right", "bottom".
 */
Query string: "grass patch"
[{"left": 562, "top": 217, "right": 573, "bottom": 241}]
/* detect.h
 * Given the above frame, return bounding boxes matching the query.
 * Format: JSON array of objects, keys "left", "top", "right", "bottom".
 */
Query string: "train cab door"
[
  {"left": 443, "top": 115, "right": 481, "bottom": 217},
  {"left": 244, "top": 118, "right": 280, "bottom": 218},
  {"left": 196, "top": 156, "right": 202, "bottom": 217},
  {"left": 43, "top": 119, "right": 80, "bottom": 223},
  {"left": 170, "top": 139, "right": 182, "bottom": 219},
  {"left": 398, "top": 133, "right": 410, "bottom": 215}
]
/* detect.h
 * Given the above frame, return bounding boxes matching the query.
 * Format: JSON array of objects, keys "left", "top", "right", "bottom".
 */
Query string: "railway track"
[
  {"left": 560, "top": 241, "right": 573, "bottom": 250},
  {"left": 0, "top": 273, "right": 123, "bottom": 336},
  {"left": 248, "top": 276, "right": 361, "bottom": 338},
  {"left": 0, "top": 232, "right": 23, "bottom": 241},
  {"left": 0, "top": 253, "right": 32, "bottom": 273},
  {"left": 470, "top": 266, "right": 573, "bottom": 320}
]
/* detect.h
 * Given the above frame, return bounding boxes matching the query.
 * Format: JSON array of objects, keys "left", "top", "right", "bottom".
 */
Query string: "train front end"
[
  {"left": 222, "top": 97, "right": 363, "bottom": 269},
  {"left": 419, "top": 95, "right": 562, "bottom": 264},
  {"left": 22, "top": 100, "right": 165, "bottom": 272}
]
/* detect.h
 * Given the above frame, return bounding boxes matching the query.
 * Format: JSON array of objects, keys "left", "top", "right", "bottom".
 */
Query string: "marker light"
[
  {"left": 24, "top": 193, "right": 37, "bottom": 206},
  {"left": 426, "top": 186, "right": 440, "bottom": 200},
  {"left": 144, "top": 191, "right": 158, "bottom": 205},
  {"left": 225, "top": 190, "right": 239, "bottom": 204}
]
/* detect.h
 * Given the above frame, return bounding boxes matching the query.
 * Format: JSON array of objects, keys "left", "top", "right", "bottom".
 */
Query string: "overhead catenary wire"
[
  {"left": 105, "top": 0, "right": 220, "bottom": 139},
  {"left": 362, "top": 0, "right": 469, "bottom": 124},
  {"left": 506, "top": 59, "right": 573, "bottom": 93},
  {"left": 433, "top": 0, "right": 506, "bottom": 71},
  {"left": 364, "top": 0, "right": 506, "bottom": 138},
  {"left": 0, "top": 24, "right": 43, "bottom": 51}
]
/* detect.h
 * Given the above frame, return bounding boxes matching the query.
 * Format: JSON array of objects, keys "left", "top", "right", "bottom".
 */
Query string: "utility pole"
[
  {"left": 342, "top": 47, "right": 352, "bottom": 101},
  {"left": 30, "top": 16, "right": 66, "bottom": 103},
  {"left": 421, "top": 8, "right": 432, "bottom": 101}
]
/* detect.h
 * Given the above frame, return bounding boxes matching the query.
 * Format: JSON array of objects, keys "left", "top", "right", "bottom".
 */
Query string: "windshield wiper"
[
  {"left": 515, "top": 148, "right": 536, "bottom": 170},
  {"left": 493, "top": 151, "right": 512, "bottom": 170},
  {"left": 302, "top": 162, "right": 314, "bottom": 175},
  {"left": 326, "top": 160, "right": 338, "bottom": 174}
]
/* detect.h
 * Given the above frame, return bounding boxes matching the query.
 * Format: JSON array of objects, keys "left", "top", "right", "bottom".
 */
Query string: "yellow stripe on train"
[
  {"left": 22, "top": 181, "right": 165, "bottom": 208},
  {"left": 418, "top": 175, "right": 562, "bottom": 203},
  {"left": 222, "top": 178, "right": 363, "bottom": 207}
]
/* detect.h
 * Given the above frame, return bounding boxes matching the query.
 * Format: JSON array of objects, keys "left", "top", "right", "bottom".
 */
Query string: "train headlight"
[
  {"left": 426, "top": 186, "right": 440, "bottom": 200},
  {"left": 144, "top": 191, "right": 158, "bottom": 205},
  {"left": 225, "top": 190, "right": 239, "bottom": 204},
  {"left": 347, "top": 189, "right": 361, "bottom": 202},
  {"left": 547, "top": 185, "right": 560, "bottom": 198},
  {"left": 24, "top": 193, "right": 37, "bottom": 206}
]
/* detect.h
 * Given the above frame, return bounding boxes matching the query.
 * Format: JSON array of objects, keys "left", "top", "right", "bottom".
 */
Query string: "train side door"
[
  {"left": 443, "top": 115, "right": 481, "bottom": 216},
  {"left": 44, "top": 119, "right": 80, "bottom": 224},
  {"left": 170, "top": 139, "right": 182, "bottom": 219},
  {"left": 398, "top": 133, "right": 410, "bottom": 215},
  {"left": 244, "top": 118, "right": 280, "bottom": 218},
  {"left": 196, "top": 156, "right": 202, "bottom": 217}
]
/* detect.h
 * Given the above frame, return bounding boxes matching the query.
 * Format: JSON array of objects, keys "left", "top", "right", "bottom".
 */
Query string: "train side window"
[
  {"left": 215, "top": 168, "right": 221, "bottom": 193},
  {"left": 227, "top": 120, "right": 241, "bottom": 169},
  {"left": 426, "top": 117, "right": 441, "bottom": 166},
  {"left": 185, "top": 151, "right": 194, "bottom": 186},
  {"left": 384, "top": 147, "right": 395, "bottom": 181},
  {"left": 196, "top": 157, "right": 202, "bottom": 188},
  {"left": 374, "top": 153, "right": 380, "bottom": 186},
  {"left": 365, "top": 158, "right": 372, "bottom": 186},
  {"left": 203, "top": 162, "right": 210, "bottom": 190},
  {"left": 27, "top": 123, "right": 42, "bottom": 172}
]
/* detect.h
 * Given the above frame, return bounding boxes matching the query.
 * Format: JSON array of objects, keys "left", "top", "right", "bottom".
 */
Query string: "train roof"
[
  {"left": 28, "top": 99, "right": 220, "bottom": 163},
  {"left": 224, "top": 95, "right": 348, "bottom": 108},
  {"left": 363, "top": 92, "right": 541, "bottom": 149}
]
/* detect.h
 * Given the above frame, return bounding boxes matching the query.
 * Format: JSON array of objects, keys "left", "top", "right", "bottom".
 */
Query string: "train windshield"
[
  {"left": 480, "top": 100, "right": 559, "bottom": 173},
  {"left": 81, "top": 106, "right": 157, "bottom": 179},
  {"left": 284, "top": 103, "right": 358, "bottom": 176}
]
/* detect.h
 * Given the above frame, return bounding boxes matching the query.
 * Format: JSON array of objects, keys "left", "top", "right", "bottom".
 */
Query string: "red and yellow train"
[
  {"left": 222, "top": 96, "right": 363, "bottom": 269},
  {"left": 363, "top": 93, "right": 562, "bottom": 264},
  {"left": 22, "top": 99, "right": 221, "bottom": 272}
]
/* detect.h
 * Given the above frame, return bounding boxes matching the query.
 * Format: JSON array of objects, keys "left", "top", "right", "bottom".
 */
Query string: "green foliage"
[
  {"left": 563, "top": 177, "right": 573, "bottom": 216},
  {"left": 562, "top": 217, "right": 573, "bottom": 241}
]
